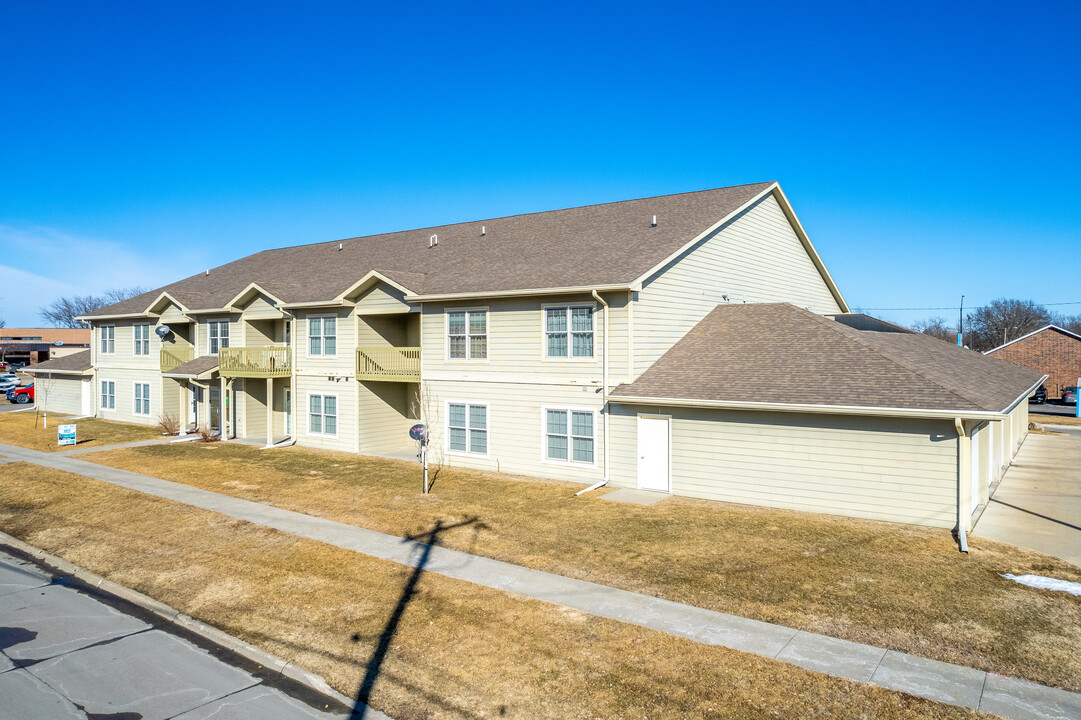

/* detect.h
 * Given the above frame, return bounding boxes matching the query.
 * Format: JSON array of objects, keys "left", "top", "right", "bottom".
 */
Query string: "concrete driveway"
[{"left": 974, "top": 427, "right": 1081, "bottom": 567}]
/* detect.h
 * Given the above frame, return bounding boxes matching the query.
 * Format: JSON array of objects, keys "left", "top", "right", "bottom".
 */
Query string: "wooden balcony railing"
[
  {"left": 160, "top": 347, "right": 193, "bottom": 373},
  {"left": 356, "top": 347, "right": 421, "bottom": 382},
  {"left": 219, "top": 346, "right": 292, "bottom": 379}
]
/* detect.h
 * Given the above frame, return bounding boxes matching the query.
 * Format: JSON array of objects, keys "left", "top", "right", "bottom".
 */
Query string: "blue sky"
[{"left": 2, "top": 1, "right": 1078, "bottom": 327}]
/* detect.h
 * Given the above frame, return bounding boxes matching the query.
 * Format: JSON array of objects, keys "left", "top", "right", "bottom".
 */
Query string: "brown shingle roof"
[
  {"left": 162, "top": 355, "right": 219, "bottom": 378},
  {"left": 24, "top": 350, "right": 92, "bottom": 375},
  {"left": 87, "top": 183, "right": 776, "bottom": 317},
  {"left": 611, "top": 304, "right": 1044, "bottom": 414}
]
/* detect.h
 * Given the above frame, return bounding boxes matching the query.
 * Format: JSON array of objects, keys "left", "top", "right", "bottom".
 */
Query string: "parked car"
[
  {"left": 0, "top": 373, "right": 19, "bottom": 392},
  {"left": 1064, "top": 386, "right": 1078, "bottom": 406},
  {"left": 6, "top": 383, "right": 33, "bottom": 404},
  {"left": 1030, "top": 384, "right": 1047, "bottom": 404},
  {"left": 0, "top": 362, "right": 8, "bottom": 371}
]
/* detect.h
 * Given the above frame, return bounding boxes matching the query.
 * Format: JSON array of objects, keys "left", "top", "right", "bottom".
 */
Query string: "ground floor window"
[
  {"left": 308, "top": 393, "right": 337, "bottom": 436},
  {"left": 447, "top": 402, "right": 487, "bottom": 455},
  {"left": 101, "top": 381, "right": 115, "bottom": 411},
  {"left": 133, "top": 382, "right": 150, "bottom": 416},
  {"left": 545, "top": 408, "right": 595, "bottom": 464}
]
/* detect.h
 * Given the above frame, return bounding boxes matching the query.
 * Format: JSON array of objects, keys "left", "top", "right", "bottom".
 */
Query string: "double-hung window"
[
  {"left": 309, "top": 394, "right": 337, "bottom": 435},
  {"left": 133, "top": 383, "right": 151, "bottom": 416},
  {"left": 100, "top": 381, "right": 115, "bottom": 411},
  {"left": 133, "top": 324, "right": 150, "bottom": 356},
  {"left": 100, "top": 326, "right": 115, "bottom": 354},
  {"left": 545, "top": 306, "right": 593, "bottom": 357},
  {"left": 208, "top": 321, "right": 230, "bottom": 355},
  {"left": 447, "top": 402, "right": 487, "bottom": 455},
  {"left": 447, "top": 310, "right": 486, "bottom": 359},
  {"left": 309, "top": 316, "right": 337, "bottom": 356},
  {"left": 545, "top": 409, "right": 595, "bottom": 464}
]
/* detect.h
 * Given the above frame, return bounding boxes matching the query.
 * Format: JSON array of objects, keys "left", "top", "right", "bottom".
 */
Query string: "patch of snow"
[{"left": 1001, "top": 573, "right": 1081, "bottom": 596}]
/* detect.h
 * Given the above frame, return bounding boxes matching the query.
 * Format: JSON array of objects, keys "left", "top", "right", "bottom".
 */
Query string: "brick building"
[
  {"left": 985, "top": 325, "right": 1081, "bottom": 400},
  {"left": 0, "top": 328, "right": 91, "bottom": 366}
]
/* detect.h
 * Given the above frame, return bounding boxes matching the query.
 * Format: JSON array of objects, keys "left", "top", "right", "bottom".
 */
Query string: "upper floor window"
[
  {"left": 309, "top": 316, "right": 337, "bottom": 356},
  {"left": 545, "top": 306, "right": 593, "bottom": 358},
  {"left": 100, "top": 326, "right": 115, "bottom": 354},
  {"left": 208, "top": 321, "right": 230, "bottom": 355},
  {"left": 133, "top": 324, "right": 151, "bottom": 356},
  {"left": 447, "top": 309, "right": 486, "bottom": 359}
]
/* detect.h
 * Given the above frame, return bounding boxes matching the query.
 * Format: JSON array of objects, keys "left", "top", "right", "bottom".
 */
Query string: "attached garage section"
[
  {"left": 23, "top": 350, "right": 94, "bottom": 416},
  {"left": 610, "top": 405, "right": 960, "bottom": 527}
]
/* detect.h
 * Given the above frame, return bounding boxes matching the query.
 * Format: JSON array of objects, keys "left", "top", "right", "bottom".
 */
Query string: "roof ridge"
[
  {"left": 790, "top": 304, "right": 988, "bottom": 411},
  {"left": 260, "top": 182, "right": 778, "bottom": 253}
]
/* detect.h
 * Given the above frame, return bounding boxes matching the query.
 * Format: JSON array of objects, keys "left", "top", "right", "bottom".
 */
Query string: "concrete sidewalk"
[
  {"left": 3, "top": 440, "right": 1081, "bottom": 719},
  {"left": 0, "top": 548, "right": 374, "bottom": 719},
  {"left": 974, "top": 430, "right": 1081, "bottom": 566}
]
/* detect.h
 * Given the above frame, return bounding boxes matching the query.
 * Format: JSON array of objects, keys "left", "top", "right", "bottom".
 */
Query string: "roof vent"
[
  {"left": 429, "top": 234, "right": 438, "bottom": 248},
  {"left": 481, "top": 225, "right": 486, "bottom": 236},
  {"left": 338, "top": 242, "right": 343, "bottom": 251},
  {"left": 651, "top": 215, "right": 657, "bottom": 227},
  {"left": 205, "top": 269, "right": 209, "bottom": 276}
]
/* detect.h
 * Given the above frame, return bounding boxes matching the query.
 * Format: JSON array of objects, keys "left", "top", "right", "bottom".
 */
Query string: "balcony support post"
[{"left": 266, "top": 377, "right": 273, "bottom": 448}]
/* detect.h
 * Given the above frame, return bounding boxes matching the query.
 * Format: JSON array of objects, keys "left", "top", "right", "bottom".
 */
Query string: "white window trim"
[
  {"left": 132, "top": 381, "right": 151, "bottom": 417},
  {"left": 100, "top": 380, "right": 116, "bottom": 412},
  {"left": 540, "top": 405, "right": 598, "bottom": 467},
  {"left": 208, "top": 319, "right": 230, "bottom": 356},
  {"left": 443, "top": 399, "right": 491, "bottom": 458},
  {"left": 305, "top": 391, "right": 339, "bottom": 437},
  {"left": 100, "top": 325, "right": 115, "bottom": 355},
  {"left": 133, "top": 324, "right": 151, "bottom": 356},
  {"left": 307, "top": 315, "right": 339, "bottom": 357},
  {"left": 541, "top": 303, "right": 597, "bottom": 360},
  {"left": 444, "top": 307, "right": 489, "bottom": 361}
]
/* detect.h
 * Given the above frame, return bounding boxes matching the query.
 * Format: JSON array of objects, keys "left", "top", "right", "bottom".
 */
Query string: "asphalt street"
[{"left": 0, "top": 548, "right": 360, "bottom": 719}]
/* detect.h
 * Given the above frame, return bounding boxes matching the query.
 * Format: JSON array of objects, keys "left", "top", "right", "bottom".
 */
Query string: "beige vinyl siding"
[
  {"left": 422, "top": 380, "right": 605, "bottom": 483},
  {"left": 297, "top": 308, "right": 354, "bottom": 374},
  {"left": 294, "top": 375, "right": 355, "bottom": 452},
  {"left": 95, "top": 368, "right": 161, "bottom": 426},
  {"left": 94, "top": 320, "right": 160, "bottom": 371},
  {"left": 353, "top": 283, "right": 413, "bottom": 314},
  {"left": 240, "top": 293, "right": 281, "bottom": 319},
  {"left": 244, "top": 379, "right": 268, "bottom": 441},
  {"left": 609, "top": 405, "right": 959, "bottom": 528},
  {"left": 197, "top": 315, "right": 241, "bottom": 357},
  {"left": 162, "top": 378, "right": 182, "bottom": 420},
  {"left": 36, "top": 375, "right": 86, "bottom": 416},
  {"left": 159, "top": 302, "right": 189, "bottom": 324},
  {"left": 421, "top": 293, "right": 628, "bottom": 386},
  {"left": 357, "top": 381, "right": 416, "bottom": 454},
  {"left": 633, "top": 194, "right": 843, "bottom": 377}
]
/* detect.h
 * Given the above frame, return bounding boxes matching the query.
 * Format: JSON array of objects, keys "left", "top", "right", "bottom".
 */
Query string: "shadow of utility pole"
[{"left": 353, "top": 516, "right": 488, "bottom": 719}]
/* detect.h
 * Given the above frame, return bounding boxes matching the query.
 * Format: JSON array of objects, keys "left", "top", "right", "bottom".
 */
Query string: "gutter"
[
  {"left": 576, "top": 290, "right": 610, "bottom": 497},
  {"left": 954, "top": 418, "right": 969, "bottom": 553},
  {"left": 608, "top": 394, "right": 1006, "bottom": 422},
  {"left": 998, "top": 375, "right": 1048, "bottom": 416},
  {"left": 407, "top": 283, "right": 633, "bottom": 304}
]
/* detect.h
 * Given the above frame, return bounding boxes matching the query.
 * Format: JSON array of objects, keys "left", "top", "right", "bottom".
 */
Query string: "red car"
[{"left": 6, "top": 383, "right": 33, "bottom": 404}]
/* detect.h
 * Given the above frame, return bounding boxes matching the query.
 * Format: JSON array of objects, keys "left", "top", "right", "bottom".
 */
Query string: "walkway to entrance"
[{"left": 974, "top": 426, "right": 1081, "bottom": 566}]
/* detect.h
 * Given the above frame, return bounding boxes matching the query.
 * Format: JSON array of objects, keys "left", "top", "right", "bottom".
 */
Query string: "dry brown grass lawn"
[
  {"left": 0, "top": 410, "right": 161, "bottom": 452},
  {"left": 1033, "top": 412, "right": 1081, "bottom": 427},
  {"left": 0, "top": 463, "right": 984, "bottom": 720},
  {"left": 81, "top": 442, "right": 1081, "bottom": 693}
]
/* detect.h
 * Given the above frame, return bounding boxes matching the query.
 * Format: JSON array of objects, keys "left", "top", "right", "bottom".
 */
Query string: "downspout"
[
  {"left": 283, "top": 309, "right": 297, "bottom": 441},
  {"left": 954, "top": 417, "right": 969, "bottom": 554},
  {"left": 576, "top": 290, "right": 610, "bottom": 496}
]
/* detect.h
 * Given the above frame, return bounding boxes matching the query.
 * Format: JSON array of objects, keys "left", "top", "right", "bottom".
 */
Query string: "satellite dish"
[
  {"left": 408, "top": 424, "right": 427, "bottom": 442},
  {"left": 155, "top": 325, "right": 171, "bottom": 338}
]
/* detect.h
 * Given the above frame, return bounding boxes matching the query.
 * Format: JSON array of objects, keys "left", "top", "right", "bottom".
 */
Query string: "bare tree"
[
  {"left": 912, "top": 316, "right": 956, "bottom": 343},
  {"left": 1053, "top": 312, "right": 1081, "bottom": 336},
  {"left": 0, "top": 317, "right": 6, "bottom": 328},
  {"left": 39, "top": 287, "right": 149, "bottom": 328},
  {"left": 410, "top": 381, "right": 445, "bottom": 490},
  {"left": 965, "top": 298, "right": 1052, "bottom": 352}
]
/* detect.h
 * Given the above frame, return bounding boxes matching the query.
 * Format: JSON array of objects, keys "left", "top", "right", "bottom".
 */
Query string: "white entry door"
[{"left": 637, "top": 415, "right": 670, "bottom": 492}]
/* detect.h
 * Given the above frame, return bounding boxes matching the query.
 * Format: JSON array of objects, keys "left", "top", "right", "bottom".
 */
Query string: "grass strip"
[
  {"left": 0, "top": 462, "right": 988, "bottom": 719},
  {"left": 80, "top": 441, "right": 1081, "bottom": 693},
  {"left": 0, "top": 410, "right": 161, "bottom": 452}
]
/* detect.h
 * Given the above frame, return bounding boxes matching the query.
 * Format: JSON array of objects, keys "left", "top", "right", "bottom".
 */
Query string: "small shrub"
[
  {"left": 196, "top": 425, "right": 219, "bottom": 443},
  {"left": 157, "top": 413, "right": 181, "bottom": 436}
]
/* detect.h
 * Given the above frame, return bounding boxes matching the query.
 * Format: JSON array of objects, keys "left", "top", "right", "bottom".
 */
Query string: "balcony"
[
  {"left": 219, "top": 347, "right": 292, "bottom": 379},
  {"left": 356, "top": 347, "right": 421, "bottom": 382},
  {"left": 160, "top": 347, "right": 193, "bottom": 373}
]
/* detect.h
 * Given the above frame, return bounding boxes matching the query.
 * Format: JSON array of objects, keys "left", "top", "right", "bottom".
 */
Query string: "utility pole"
[{"left": 958, "top": 295, "right": 965, "bottom": 347}]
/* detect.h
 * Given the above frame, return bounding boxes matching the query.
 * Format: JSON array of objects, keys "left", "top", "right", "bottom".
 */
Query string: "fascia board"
[
  {"left": 335, "top": 271, "right": 417, "bottom": 303},
  {"left": 607, "top": 394, "right": 1001, "bottom": 421},
  {"left": 279, "top": 300, "right": 351, "bottom": 309},
  {"left": 406, "top": 283, "right": 631, "bottom": 303},
  {"left": 144, "top": 291, "right": 189, "bottom": 315},
  {"left": 25, "top": 368, "right": 92, "bottom": 377},
  {"left": 76, "top": 312, "right": 152, "bottom": 322},
  {"left": 984, "top": 325, "right": 1081, "bottom": 354},
  {"left": 224, "top": 282, "right": 286, "bottom": 311},
  {"left": 999, "top": 375, "right": 1049, "bottom": 415},
  {"left": 770, "top": 185, "right": 850, "bottom": 313}
]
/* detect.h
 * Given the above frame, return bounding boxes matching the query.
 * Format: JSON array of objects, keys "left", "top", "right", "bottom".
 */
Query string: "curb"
[{"left": 0, "top": 530, "right": 359, "bottom": 712}]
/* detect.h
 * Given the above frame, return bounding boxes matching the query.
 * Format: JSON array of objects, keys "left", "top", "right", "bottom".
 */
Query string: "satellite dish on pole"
[
  {"left": 408, "top": 424, "right": 427, "bottom": 442},
  {"left": 155, "top": 325, "right": 171, "bottom": 338}
]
